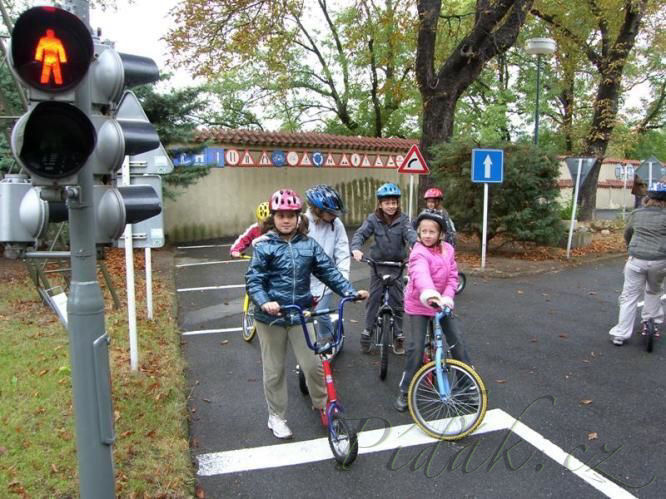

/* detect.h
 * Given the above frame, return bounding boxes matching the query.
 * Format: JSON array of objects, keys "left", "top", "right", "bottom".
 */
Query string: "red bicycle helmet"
[
  {"left": 424, "top": 187, "right": 443, "bottom": 199},
  {"left": 269, "top": 189, "right": 303, "bottom": 212}
]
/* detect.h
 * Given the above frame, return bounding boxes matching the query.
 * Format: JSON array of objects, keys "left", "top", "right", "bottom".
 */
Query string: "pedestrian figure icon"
[{"left": 35, "top": 29, "right": 67, "bottom": 85}]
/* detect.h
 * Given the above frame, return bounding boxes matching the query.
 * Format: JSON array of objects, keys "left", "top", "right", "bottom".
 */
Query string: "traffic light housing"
[
  {"left": 6, "top": 5, "right": 164, "bottom": 246},
  {"left": 9, "top": 6, "right": 96, "bottom": 185}
]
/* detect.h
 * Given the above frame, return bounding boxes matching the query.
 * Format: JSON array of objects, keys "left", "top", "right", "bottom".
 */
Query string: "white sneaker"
[{"left": 268, "top": 413, "right": 293, "bottom": 439}]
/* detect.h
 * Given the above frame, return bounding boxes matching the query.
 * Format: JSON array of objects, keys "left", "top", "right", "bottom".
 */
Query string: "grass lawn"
[{"left": 0, "top": 250, "right": 193, "bottom": 497}]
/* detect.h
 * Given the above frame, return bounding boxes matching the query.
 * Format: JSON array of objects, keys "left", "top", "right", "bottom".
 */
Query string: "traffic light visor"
[
  {"left": 16, "top": 102, "right": 96, "bottom": 179},
  {"left": 11, "top": 6, "right": 93, "bottom": 92}
]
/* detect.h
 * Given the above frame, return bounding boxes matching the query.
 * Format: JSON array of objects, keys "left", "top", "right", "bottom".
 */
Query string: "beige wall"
[
  {"left": 557, "top": 160, "right": 634, "bottom": 211},
  {"left": 165, "top": 167, "right": 413, "bottom": 242}
]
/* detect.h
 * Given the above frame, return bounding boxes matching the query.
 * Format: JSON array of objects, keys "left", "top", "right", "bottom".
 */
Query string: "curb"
[{"left": 462, "top": 252, "right": 626, "bottom": 279}]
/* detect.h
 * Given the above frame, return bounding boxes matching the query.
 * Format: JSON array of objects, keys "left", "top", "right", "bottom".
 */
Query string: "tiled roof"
[{"left": 195, "top": 129, "right": 418, "bottom": 152}]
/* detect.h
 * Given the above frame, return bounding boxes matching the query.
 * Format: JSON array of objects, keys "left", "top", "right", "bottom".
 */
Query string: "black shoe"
[
  {"left": 394, "top": 392, "right": 408, "bottom": 412},
  {"left": 360, "top": 331, "right": 371, "bottom": 354}
]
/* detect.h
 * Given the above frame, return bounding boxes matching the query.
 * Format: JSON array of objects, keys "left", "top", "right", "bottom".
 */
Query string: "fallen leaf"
[
  {"left": 38, "top": 369, "right": 48, "bottom": 377},
  {"left": 495, "top": 379, "right": 507, "bottom": 384},
  {"left": 145, "top": 430, "right": 156, "bottom": 438},
  {"left": 588, "top": 291, "right": 597, "bottom": 295},
  {"left": 559, "top": 333, "right": 569, "bottom": 339},
  {"left": 588, "top": 432, "right": 598, "bottom": 440},
  {"left": 530, "top": 337, "right": 537, "bottom": 343},
  {"left": 517, "top": 290, "right": 524, "bottom": 294},
  {"left": 203, "top": 399, "right": 211, "bottom": 403},
  {"left": 580, "top": 400, "right": 592, "bottom": 405},
  {"left": 583, "top": 359, "right": 590, "bottom": 363},
  {"left": 51, "top": 463, "right": 58, "bottom": 473},
  {"left": 121, "top": 431, "right": 133, "bottom": 437},
  {"left": 220, "top": 340, "right": 229, "bottom": 345},
  {"left": 349, "top": 319, "right": 358, "bottom": 324}
]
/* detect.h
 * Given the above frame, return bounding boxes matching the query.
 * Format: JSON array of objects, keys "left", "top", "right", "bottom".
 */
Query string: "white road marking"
[
  {"left": 196, "top": 408, "right": 637, "bottom": 498},
  {"left": 176, "top": 259, "right": 247, "bottom": 268},
  {"left": 182, "top": 327, "right": 243, "bottom": 336},
  {"left": 177, "top": 284, "right": 245, "bottom": 292},
  {"left": 177, "top": 243, "right": 232, "bottom": 249}
]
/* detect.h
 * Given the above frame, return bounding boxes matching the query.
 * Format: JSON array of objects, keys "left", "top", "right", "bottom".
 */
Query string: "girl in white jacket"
[{"left": 304, "top": 185, "right": 351, "bottom": 343}]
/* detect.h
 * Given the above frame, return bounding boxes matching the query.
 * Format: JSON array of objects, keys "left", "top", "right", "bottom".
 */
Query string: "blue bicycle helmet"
[
  {"left": 305, "top": 184, "right": 346, "bottom": 215},
  {"left": 376, "top": 183, "right": 401, "bottom": 199},
  {"left": 647, "top": 182, "right": 666, "bottom": 201}
]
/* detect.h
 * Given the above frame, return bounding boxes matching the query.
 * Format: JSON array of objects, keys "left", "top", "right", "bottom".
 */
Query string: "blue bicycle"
[
  {"left": 283, "top": 294, "right": 364, "bottom": 465},
  {"left": 407, "top": 306, "right": 487, "bottom": 440}
]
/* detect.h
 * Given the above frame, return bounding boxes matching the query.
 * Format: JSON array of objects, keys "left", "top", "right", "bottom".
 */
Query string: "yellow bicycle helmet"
[{"left": 256, "top": 201, "right": 270, "bottom": 222}]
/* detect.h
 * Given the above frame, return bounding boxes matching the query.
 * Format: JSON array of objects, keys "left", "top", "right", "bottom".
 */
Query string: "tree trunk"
[{"left": 415, "top": 0, "right": 534, "bottom": 197}]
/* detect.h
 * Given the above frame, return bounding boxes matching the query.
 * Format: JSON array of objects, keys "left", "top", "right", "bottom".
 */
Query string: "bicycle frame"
[
  {"left": 432, "top": 308, "right": 454, "bottom": 399},
  {"left": 282, "top": 296, "right": 358, "bottom": 420},
  {"left": 363, "top": 258, "right": 406, "bottom": 344}
]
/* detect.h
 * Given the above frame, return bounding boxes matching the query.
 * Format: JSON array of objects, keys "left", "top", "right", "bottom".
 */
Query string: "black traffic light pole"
[{"left": 64, "top": 1, "right": 116, "bottom": 496}]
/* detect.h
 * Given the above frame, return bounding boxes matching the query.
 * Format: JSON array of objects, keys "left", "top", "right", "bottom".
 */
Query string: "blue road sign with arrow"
[{"left": 471, "top": 149, "right": 503, "bottom": 183}]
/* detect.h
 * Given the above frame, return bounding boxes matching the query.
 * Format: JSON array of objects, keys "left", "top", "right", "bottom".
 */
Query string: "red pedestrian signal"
[
  {"left": 36, "top": 28, "right": 68, "bottom": 85},
  {"left": 10, "top": 7, "right": 92, "bottom": 93}
]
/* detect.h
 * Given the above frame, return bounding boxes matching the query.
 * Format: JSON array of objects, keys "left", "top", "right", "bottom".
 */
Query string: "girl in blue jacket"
[{"left": 246, "top": 188, "right": 367, "bottom": 440}]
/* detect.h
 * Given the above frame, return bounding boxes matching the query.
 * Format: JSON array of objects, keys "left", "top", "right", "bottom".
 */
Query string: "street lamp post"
[{"left": 526, "top": 38, "right": 556, "bottom": 146}]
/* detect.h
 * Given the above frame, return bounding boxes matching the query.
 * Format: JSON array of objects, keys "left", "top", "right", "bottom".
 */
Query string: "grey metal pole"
[
  {"left": 533, "top": 54, "right": 542, "bottom": 146},
  {"left": 64, "top": 1, "right": 116, "bottom": 497}
]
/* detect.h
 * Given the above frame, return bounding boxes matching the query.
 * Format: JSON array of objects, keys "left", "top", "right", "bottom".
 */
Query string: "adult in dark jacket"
[
  {"left": 608, "top": 182, "right": 666, "bottom": 346},
  {"left": 351, "top": 182, "right": 417, "bottom": 355},
  {"left": 246, "top": 188, "right": 367, "bottom": 439}
]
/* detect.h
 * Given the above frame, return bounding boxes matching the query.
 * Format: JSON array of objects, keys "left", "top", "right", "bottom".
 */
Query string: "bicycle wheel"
[
  {"left": 455, "top": 272, "right": 466, "bottom": 295},
  {"left": 296, "top": 365, "right": 309, "bottom": 395},
  {"left": 408, "top": 359, "right": 487, "bottom": 440},
  {"left": 328, "top": 411, "right": 358, "bottom": 466},
  {"left": 379, "top": 312, "right": 391, "bottom": 381},
  {"left": 644, "top": 319, "right": 655, "bottom": 353},
  {"left": 242, "top": 301, "right": 256, "bottom": 343}
]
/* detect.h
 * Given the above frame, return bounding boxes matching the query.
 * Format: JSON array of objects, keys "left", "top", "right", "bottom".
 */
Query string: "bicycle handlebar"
[
  {"left": 281, "top": 294, "right": 364, "bottom": 355},
  {"left": 361, "top": 257, "right": 407, "bottom": 282}
]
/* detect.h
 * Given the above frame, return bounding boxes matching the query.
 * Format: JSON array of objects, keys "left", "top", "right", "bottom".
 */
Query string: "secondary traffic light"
[{"left": 9, "top": 6, "right": 96, "bottom": 185}]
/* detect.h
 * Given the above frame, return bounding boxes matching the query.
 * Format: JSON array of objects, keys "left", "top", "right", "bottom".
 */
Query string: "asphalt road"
[{"left": 175, "top": 239, "right": 664, "bottom": 498}]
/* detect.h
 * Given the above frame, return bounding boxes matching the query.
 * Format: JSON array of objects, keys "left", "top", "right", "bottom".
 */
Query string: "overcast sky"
[{"left": 89, "top": 0, "right": 198, "bottom": 90}]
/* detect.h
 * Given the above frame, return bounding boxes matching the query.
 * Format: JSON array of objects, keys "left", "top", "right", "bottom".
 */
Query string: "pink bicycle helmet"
[
  {"left": 269, "top": 189, "right": 303, "bottom": 212},
  {"left": 424, "top": 187, "right": 443, "bottom": 199}
]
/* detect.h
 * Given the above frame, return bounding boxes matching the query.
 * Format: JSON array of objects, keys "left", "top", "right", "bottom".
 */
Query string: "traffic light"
[
  {"left": 9, "top": 6, "right": 96, "bottom": 185},
  {"left": 5, "top": 5, "right": 164, "bottom": 247}
]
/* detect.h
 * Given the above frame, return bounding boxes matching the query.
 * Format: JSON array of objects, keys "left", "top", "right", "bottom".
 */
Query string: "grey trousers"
[
  {"left": 364, "top": 266, "right": 404, "bottom": 335},
  {"left": 256, "top": 320, "right": 328, "bottom": 419},
  {"left": 608, "top": 257, "right": 666, "bottom": 340},
  {"left": 399, "top": 313, "right": 471, "bottom": 393}
]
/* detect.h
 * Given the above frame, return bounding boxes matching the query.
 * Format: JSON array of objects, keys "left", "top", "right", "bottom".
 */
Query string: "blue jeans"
[{"left": 314, "top": 293, "right": 334, "bottom": 340}]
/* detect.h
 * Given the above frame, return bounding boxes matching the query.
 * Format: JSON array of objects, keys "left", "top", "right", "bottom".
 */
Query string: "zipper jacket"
[
  {"left": 351, "top": 211, "right": 417, "bottom": 261},
  {"left": 246, "top": 230, "right": 357, "bottom": 327}
]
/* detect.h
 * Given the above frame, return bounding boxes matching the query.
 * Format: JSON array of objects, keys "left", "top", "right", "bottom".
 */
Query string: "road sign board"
[
  {"left": 564, "top": 157, "right": 596, "bottom": 185},
  {"left": 471, "top": 149, "right": 503, "bottom": 183},
  {"left": 635, "top": 156, "right": 665, "bottom": 183},
  {"left": 397, "top": 145, "right": 429, "bottom": 175}
]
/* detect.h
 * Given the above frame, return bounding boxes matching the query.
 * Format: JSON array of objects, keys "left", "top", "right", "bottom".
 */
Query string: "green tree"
[
  {"left": 133, "top": 78, "right": 214, "bottom": 199},
  {"left": 531, "top": 0, "right": 657, "bottom": 220},
  {"left": 430, "top": 140, "right": 564, "bottom": 246},
  {"left": 165, "top": 0, "right": 419, "bottom": 137},
  {"left": 414, "top": 0, "right": 534, "bottom": 168}
]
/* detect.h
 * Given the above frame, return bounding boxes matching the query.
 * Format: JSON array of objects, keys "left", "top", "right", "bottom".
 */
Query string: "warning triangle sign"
[
  {"left": 397, "top": 145, "right": 429, "bottom": 175},
  {"left": 241, "top": 150, "right": 254, "bottom": 166},
  {"left": 259, "top": 151, "right": 271, "bottom": 165}
]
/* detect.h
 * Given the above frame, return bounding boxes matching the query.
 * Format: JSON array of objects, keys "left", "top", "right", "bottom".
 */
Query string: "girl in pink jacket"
[{"left": 395, "top": 209, "right": 471, "bottom": 412}]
